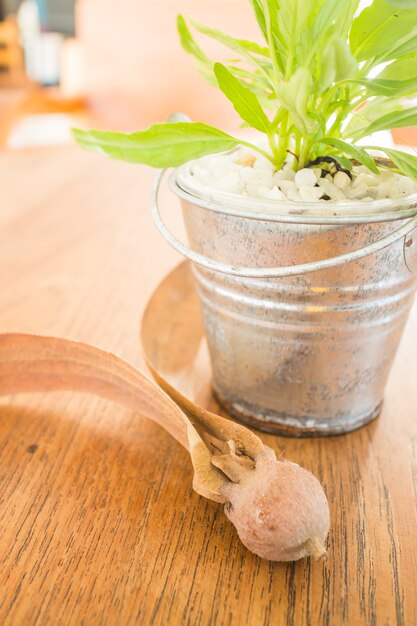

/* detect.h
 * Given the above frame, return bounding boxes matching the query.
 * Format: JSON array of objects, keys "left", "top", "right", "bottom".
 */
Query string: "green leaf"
[
  {"left": 190, "top": 18, "right": 269, "bottom": 57},
  {"left": 213, "top": 63, "right": 271, "bottom": 134},
  {"left": 177, "top": 15, "right": 211, "bottom": 67},
  {"left": 382, "top": 25, "right": 417, "bottom": 60},
  {"left": 189, "top": 18, "right": 271, "bottom": 68},
  {"left": 262, "top": 0, "right": 287, "bottom": 77},
  {"left": 276, "top": 0, "right": 317, "bottom": 48},
  {"left": 364, "top": 107, "right": 417, "bottom": 134},
  {"left": 364, "top": 145, "right": 417, "bottom": 181},
  {"left": 314, "top": 0, "right": 359, "bottom": 40},
  {"left": 334, "top": 155, "right": 353, "bottom": 171},
  {"left": 226, "top": 65, "right": 274, "bottom": 100},
  {"left": 319, "top": 137, "right": 379, "bottom": 173},
  {"left": 348, "top": 77, "right": 417, "bottom": 96},
  {"left": 344, "top": 96, "right": 408, "bottom": 139},
  {"left": 276, "top": 68, "right": 314, "bottom": 131},
  {"left": 248, "top": 0, "right": 267, "bottom": 39},
  {"left": 350, "top": 0, "right": 417, "bottom": 61},
  {"left": 379, "top": 52, "right": 417, "bottom": 80},
  {"left": 313, "top": 0, "right": 346, "bottom": 38},
  {"left": 384, "top": 0, "right": 417, "bottom": 7},
  {"left": 72, "top": 123, "right": 240, "bottom": 168},
  {"left": 319, "top": 37, "right": 358, "bottom": 90},
  {"left": 177, "top": 16, "right": 272, "bottom": 92},
  {"left": 248, "top": 0, "right": 288, "bottom": 76},
  {"left": 227, "top": 39, "right": 269, "bottom": 57},
  {"left": 336, "top": 0, "right": 362, "bottom": 38}
]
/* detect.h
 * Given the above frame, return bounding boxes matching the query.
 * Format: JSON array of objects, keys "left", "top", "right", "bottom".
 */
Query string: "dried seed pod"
[
  {"left": 0, "top": 333, "right": 330, "bottom": 562},
  {"left": 220, "top": 448, "right": 330, "bottom": 562}
]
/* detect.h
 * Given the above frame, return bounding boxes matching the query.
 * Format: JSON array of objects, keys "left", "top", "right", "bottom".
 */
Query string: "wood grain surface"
[{"left": 0, "top": 146, "right": 416, "bottom": 626}]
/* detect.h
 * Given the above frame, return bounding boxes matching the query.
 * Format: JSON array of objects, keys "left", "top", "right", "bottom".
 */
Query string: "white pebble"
[
  {"left": 302, "top": 185, "right": 324, "bottom": 199},
  {"left": 257, "top": 185, "right": 272, "bottom": 199},
  {"left": 352, "top": 173, "right": 367, "bottom": 188},
  {"left": 347, "top": 182, "right": 368, "bottom": 199},
  {"left": 294, "top": 168, "right": 317, "bottom": 187},
  {"left": 246, "top": 183, "right": 262, "bottom": 198},
  {"left": 389, "top": 176, "right": 416, "bottom": 198},
  {"left": 239, "top": 166, "right": 255, "bottom": 183},
  {"left": 212, "top": 173, "right": 241, "bottom": 194},
  {"left": 299, "top": 187, "right": 321, "bottom": 202},
  {"left": 253, "top": 155, "right": 274, "bottom": 171},
  {"left": 333, "top": 171, "right": 351, "bottom": 189},
  {"left": 365, "top": 187, "right": 378, "bottom": 200},
  {"left": 189, "top": 151, "right": 417, "bottom": 204},
  {"left": 365, "top": 174, "right": 382, "bottom": 187},
  {"left": 273, "top": 169, "right": 295, "bottom": 184},
  {"left": 268, "top": 185, "right": 285, "bottom": 200},
  {"left": 287, "top": 190, "right": 302, "bottom": 202},
  {"left": 318, "top": 178, "right": 346, "bottom": 201},
  {"left": 278, "top": 180, "right": 297, "bottom": 194},
  {"left": 376, "top": 181, "right": 392, "bottom": 199},
  {"left": 191, "top": 166, "right": 210, "bottom": 184}
]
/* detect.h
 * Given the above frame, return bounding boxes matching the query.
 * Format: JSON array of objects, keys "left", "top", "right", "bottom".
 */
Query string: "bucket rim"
[
  {"left": 152, "top": 169, "right": 417, "bottom": 278},
  {"left": 172, "top": 162, "right": 417, "bottom": 225}
]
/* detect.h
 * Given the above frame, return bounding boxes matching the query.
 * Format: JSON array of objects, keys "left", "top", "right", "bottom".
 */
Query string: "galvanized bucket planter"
[{"left": 151, "top": 163, "right": 417, "bottom": 436}]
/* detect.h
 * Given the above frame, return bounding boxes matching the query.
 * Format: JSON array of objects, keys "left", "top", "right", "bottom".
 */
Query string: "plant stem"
[
  {"left": 267, "top": 133, "right": 280, "bottom": 164},
  {"left": 298, "top": 136, "right": 313, "bottom": 169},
  {"left": 271, "top": 107, "right": 286, "bottom": 131},
  {"left": 235, "top": 138, "right": 275, "bottom": 164},
  {"left": 293, "top": 132, "right": 301, "bottom": 171},
  {"left": 274, "top": 114, "right": 290, "bottom": 169},
  {"left": 260, "top": 0, "right": 282, "bottom": 95}
]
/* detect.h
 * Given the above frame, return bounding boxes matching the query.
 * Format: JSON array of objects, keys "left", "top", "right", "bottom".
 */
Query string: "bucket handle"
[{"left": 151, "top": 168, "right": 417, "bottom": 279}]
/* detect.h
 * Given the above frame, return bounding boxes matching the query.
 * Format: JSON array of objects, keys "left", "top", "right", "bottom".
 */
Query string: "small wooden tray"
[{"left": 141, "top": 261, "right": 234, "bottom": 424}]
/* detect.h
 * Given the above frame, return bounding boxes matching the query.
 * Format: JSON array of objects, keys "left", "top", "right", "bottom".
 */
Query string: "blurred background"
[
  {"left": 0, "top": 0, "right": 414, "bottom": 150},
  {"left": 0, "top": 0, "right": 261, "bottom": 149}
]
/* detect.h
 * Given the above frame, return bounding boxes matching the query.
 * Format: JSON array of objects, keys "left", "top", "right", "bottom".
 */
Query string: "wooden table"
[{"left": 0, "top": 146, "right": 416, "bottom": 626}]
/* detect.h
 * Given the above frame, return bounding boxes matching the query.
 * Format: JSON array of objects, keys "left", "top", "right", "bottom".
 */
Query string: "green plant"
[{"left": 73, "top": 0, "right": 417, "bottom": 181}]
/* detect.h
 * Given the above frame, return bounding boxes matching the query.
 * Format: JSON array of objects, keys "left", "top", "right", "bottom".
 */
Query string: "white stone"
[
  {"left": 189, "top": 151, "right": 417, "bottom": 205},
  {"left": 294, "top": 168, "right": 317, "bottom": 187},
  {"left": 257, "top": 185, "right": 273, "bottom": 199},
  {"left": 299, "top": 187, "right": 321, "bottom": 202},
  {"left": 366, "top": 174, "right": 383, "bottom": 187},
  {"left": 287, "top": 190, "right": 302, "bottom": 202},
  {"left": 268, "top": 185, "right": 285, "bottom": 200},
  {"left": 306, "top": 185, "right": 325, "bottom": 199},
  {"left": 273, "top": 169, "right": 295, "bottom": 184},
  {"left": 333, "top": 171, "right": 351, "bottom": 189},
  {"left": 277, "top": 180, "right": 297, "bottom": 195},
  {"left": 256, "top": 170, "right": 274, "bottom": 188},
  {"left": 191, "top": 166, "right": 210, "bottom": 184},
  {"left": 253, "top": 155, "right": 274, "bottom": 171},
  {"left": 212, "top": 173, "right": 241, "bottom": 194},
  {"left": 352, "top": 173, "right": 367, "bottom": 188},
  {"left": 318, "top": 178, "right": 346, "bottom": 200},
  {"left": 347, "top": 182, "right": 368, "bottom": 199},
  {"left": 247, "top": 169, "right": 274, "bottom": 188},
  {"left": 389, "top": 176, "right": 416, "bottom": 198},
  {"left": 365, "top": 187, "right": 378, "bottom": 200},
  {"left": 246, "top": 183, "right": 262, "bottom": 197},
  {"left": 376, "top": 181, "right": 392, "bottom": 199}
]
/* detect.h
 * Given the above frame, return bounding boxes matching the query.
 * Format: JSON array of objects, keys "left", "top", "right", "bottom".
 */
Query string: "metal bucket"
[{"left": 151, "top": 164, "right": 417, "bottom": 436}]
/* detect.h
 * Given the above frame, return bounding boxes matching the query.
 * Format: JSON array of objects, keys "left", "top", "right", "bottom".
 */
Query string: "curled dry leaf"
[
  {"left": 0, "top": 333, "right": 225, "bottom": 501},
  {"left": 0, "top": 333, "right": 330, "bottom": 562}
]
